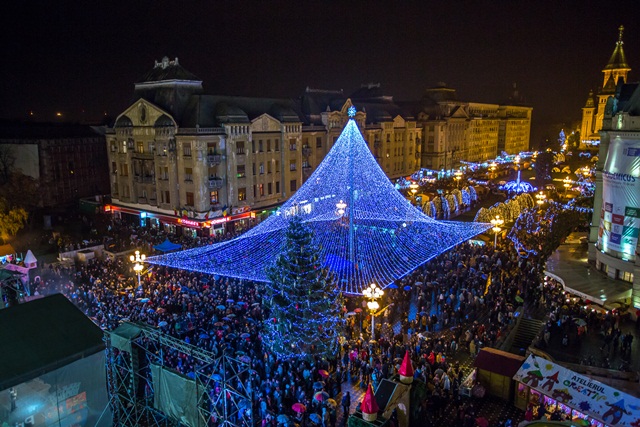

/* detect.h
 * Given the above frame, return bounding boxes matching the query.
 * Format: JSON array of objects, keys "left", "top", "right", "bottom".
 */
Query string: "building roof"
[
  {"left": 136, "top": 56, "right": 201, "bottom": 83},
  {"left": 617, "top": 82, "right": 640, "bottom": 115},
  {"left": 604, "top": 26, "right": 630, "bottom": 70},
  {"left": 0, "top": 293, "right": 105, "bottom": 390},
  {"left": 474, "top": 347, "right": 525, "bottom": 377}
]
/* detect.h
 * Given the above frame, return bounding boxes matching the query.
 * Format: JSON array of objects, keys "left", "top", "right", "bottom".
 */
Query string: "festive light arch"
[{"left": 148, "top": 115, "right": 491, "bottom": 294}]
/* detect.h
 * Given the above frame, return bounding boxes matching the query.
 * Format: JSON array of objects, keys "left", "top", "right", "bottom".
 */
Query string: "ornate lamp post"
[
  {"left": 336, "top": 200, "right": 347, "bottom": 216},
  {"left": 454, "top": 170, "right": 463, "bottom": 188},
  {"left": 409, "top": 183, "right": 419, "bottom": 204},
  {"left": 563, "top": 176, "right": 571, "bottom": 195},
  {"left": 489, "top": 162, "right": 497, "bottom": 179},
  {"left": 130, "top": 250, "right": 146, "bottom": 290},
  {"left": 535, "top": 191, "right": 546, "bottom": 208},
  {"left": 490, "top": 215, "right": 504, "bottom": 247},
  {"left": 362, "top": 283, "right": 383, "bottom": 340}
]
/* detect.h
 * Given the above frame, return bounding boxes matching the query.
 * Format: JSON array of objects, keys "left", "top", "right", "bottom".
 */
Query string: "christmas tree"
[{"left": 262, "top": 215, "right": 344, "bottom": 360}]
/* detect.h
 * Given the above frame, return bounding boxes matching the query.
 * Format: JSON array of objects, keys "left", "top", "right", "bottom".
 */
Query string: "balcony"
[
  {"left": 208, "top": 177, "right": 224, "bottom": 189},
  {"left": 207, "top": 154, "right": 222, "bottom": 165},
  {"left": 302, "top": 146, "right": 312, "bottom": 157}
]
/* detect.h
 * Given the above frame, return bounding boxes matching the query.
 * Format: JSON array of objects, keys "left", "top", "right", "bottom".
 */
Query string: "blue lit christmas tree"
[
  {"left": 262, "top": 215, "right": 344, "bottom": 360},
  {"left": 148, "top": 108, "right": 491, "bottom": 294}
]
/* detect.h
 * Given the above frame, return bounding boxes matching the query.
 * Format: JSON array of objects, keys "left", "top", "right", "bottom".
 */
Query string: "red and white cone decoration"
[
  {"left": 361, "top": 383, "right": 379, "bottom": 422},
  {"left": 398, "top": 350, "right": 414, "bottom": 384}
]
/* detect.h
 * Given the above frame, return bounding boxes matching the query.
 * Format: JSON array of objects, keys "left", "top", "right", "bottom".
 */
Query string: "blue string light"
[{"left": 148, "top": 116, "right": 491, "bottom": 294}]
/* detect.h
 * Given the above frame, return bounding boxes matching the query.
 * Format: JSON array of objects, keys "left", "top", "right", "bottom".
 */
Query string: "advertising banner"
[
  {"left": 597, "top": 137, "right": 640, "bottom": 257},
  {"left": 513, "top": 355, "right": 640, "bottom": 426}
]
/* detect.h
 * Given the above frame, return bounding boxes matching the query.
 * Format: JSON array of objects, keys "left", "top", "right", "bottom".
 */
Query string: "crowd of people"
[{"left": 24, "top": 215, "right": 636, "bottom": 427}]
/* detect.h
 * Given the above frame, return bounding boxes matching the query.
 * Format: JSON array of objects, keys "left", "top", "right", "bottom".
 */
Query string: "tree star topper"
[{"left": 348, "top": 106, "right": 356, "bottom": 118}]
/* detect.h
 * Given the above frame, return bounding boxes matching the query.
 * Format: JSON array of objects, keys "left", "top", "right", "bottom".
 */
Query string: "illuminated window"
[
  {"left": 238, "top": 187, "right": 246, "bottom": 201},
  {"left": 137, "top": 141, "right": 144, "bottom": 153},
  {"left": 184, "top": 167, "right": 193, "bottom": 182},
  {"left": 183, "top": 143, "right": 192, "bottom": 157},
  {"left": 260, "top": 163, "right": 264, "bottom": 174},
  {"left": 259, "top": 184, "right": 264, "bottom": 196},
  {"left": 237, "top": 165, "right": 246, "bottom": 178},
  {"left": 210, "top": 191, "right": 218, "bottom": 204}
]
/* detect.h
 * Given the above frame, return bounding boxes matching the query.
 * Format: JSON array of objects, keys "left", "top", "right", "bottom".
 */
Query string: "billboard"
[{"left": 597, "top": 136, "right": 640, "bottom": 258}]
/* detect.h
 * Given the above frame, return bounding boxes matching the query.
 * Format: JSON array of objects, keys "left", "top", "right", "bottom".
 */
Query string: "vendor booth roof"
[
  {"left": 474, "top": 348, "right": 525, "bottom": 377},
  {"left": 153, "top": 238, "right": 182, "bottom": 252},
  {"left": 0, "top": 293, "right": 105, "bottom": 390}
]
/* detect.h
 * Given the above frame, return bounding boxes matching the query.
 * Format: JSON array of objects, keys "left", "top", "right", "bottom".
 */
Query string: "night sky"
[{"left": 3, "top": 1, "right": 639, "bottom": 144}]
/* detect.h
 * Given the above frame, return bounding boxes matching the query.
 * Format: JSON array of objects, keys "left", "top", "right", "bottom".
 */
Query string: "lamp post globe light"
[
  {"left": 454, "top": 170, "right": 463, "bottom": 188},
  {"left": 130, "top": 250, "right": 146, "bottom": 289},
  {"left": 489, "top": 162, "right": 497, "bottom": 179},
  {"left": 336, "top": 200, "right": 347, "bottom": 216},
  {"left": 409, "top": 183, "right": 419, "bottom": 204},
  {"left": 362, "top": 283, "right": 383, "bottom": 340},
  {"left": 563, "top": 176, "right": 571, "bottom": 195},
  {"left": 535, "top": 191, "right": 546, "bottom": 207},
  {"left": 490, "top": 215, "right": 504, "bottom": 247}
]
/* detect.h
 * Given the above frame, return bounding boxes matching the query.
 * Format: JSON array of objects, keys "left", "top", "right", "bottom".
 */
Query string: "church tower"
[{"left": 580, "top": 26, "right": 631, "bottom": 145}]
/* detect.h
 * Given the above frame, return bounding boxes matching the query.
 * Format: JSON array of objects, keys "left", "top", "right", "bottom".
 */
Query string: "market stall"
[{"left": 513, "top": 355, "right": 640, "bottom": 427}]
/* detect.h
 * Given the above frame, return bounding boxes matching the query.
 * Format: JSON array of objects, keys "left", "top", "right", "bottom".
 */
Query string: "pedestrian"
[
  {"left": 9, "top": 387, "right": 17, "bottom": 412},
  {"left": 341, "top": 391, "right": 351, "bottom": 420}
]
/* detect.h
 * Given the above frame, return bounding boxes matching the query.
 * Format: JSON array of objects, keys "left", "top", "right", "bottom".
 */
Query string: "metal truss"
[{"left": 105, "top": 322, "right": 254, "bottom": 427}]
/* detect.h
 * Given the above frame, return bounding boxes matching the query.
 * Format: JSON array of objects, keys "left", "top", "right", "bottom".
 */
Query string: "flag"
[{"left": 484, "top": 273, "right": 492, "bottom": 296}]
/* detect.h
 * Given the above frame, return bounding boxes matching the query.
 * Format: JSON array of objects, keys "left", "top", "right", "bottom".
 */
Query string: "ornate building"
[
  {"left": 105, "top": 60, "right": 422, "bottom": 236},
  {"left": 416, "top": 83, "right": 531, "bottom": 171},
  {"left": 580, "top": 26, "right": 631, "bottom": 146}
]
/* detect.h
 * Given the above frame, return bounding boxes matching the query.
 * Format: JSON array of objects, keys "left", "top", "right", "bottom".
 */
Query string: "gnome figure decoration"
[
  {"left": 399, "top": 350, "right": 414, "bottom": 384},
  {"left": 361, "top": 383, "right": 380, "bottom": 422}
]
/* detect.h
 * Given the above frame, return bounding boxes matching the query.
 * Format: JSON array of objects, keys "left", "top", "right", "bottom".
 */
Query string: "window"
[
  {"left": 268, "top": 182, "right": 272, "bottom": 194},
  {"left": 186, "top": 192, "right": 194, "bottom": 206},
  {"left": 259, "top": 163, "right": 264, "bottom": 174},
  {"left": 164, "top": 190, "right": 170, "bottom": 204},
  {"left": 111, "top": 161, "right": 117, "bottom": 175},
  {"left": 137, "top": 141, "right": 144, "bottom": 153},
  {"left": 290, "top": 161, "right": 297, "bottom": 171},
  {"left": 207, "top": 142, "right": 217, "bottom": 154},
  {"left": 276, "top": 181, "right": 280, "bottom": 193},
  {"left": 238, "top": 187, "right": 246, "bottom": 201},
  {"left": 316, "top": 137, "right": 322, "bottom": 148},
  {"left": 122, "top": 163, "right": 129, "bottom": 176},
  {"left": 290, "top": 179, "right": 297, "bottom": 192},
  {"left": 275, "top": 161, "right": 280, "bottom": 173},
  {"left": 184, "top": 167, "right": 193, "bottom": 182},
  {"left": 259, "top": 140, "right": 263, "bottom": 152},
  {"left": 236, "top": 141, "right": 245, "bottom": 155},
  {"left": 302, "top": 160, "right": 310, "bottom": 168},
  {"left": 289, "top": 139, "right": 297, "bottom": 151},
  {"left": 123, "top": 185, "right": 130, "bottom": 197},
  {"left": 161, "top": 167, "right": 169, "bottom": 180},
  {"left": 259, "top": 184, "right": 264, "bottom": 196},
  {"left": 237, "top": 165, "right": 246, "bottom": 178},
  {"left": 253, "top": 185, "right": 257, "bottom": 198},
  {"left": 252, "top": 141, "right": 256, "bottom": 153},
  {"left": 183, "top": 143, "right": 192, "bottom": 157},
  {"left": 252, "top": 163, "right": 256, "bottom": 175},
  {"left": 122, "top": 141, "right": 127, "bottom": 153},
  {"left": 210, "top": 191, "right": 219, "bottom": 204},
  {"left": 275, "top": 138, "right": 280, "bottom": 152},
  {"left": 267, "top": 161, "right": 272, "bottom": 174},
  {"left": 267, "top": 139, "right": 271, "bottom": 152}
]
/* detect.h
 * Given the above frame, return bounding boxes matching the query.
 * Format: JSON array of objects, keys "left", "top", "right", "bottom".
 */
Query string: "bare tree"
[{"left": 0, "top": 145, "right": 16, "bottom": 185}]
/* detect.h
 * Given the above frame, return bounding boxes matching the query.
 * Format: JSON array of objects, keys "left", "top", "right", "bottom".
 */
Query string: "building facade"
[
  {"left": 0, "top": 121, "right": 110, "bottom": 209},
  {"left": 106, "top": 59, "right": 529, "bottom": 236},
  {"left": 580, "top": 26, "right": 631, "bottom": 147},
  {"left": 416, "top": 84, "right": 531, "bottom": 171},
  {"left": 588, "top": 81, "right": 640, "bottom": 309}
]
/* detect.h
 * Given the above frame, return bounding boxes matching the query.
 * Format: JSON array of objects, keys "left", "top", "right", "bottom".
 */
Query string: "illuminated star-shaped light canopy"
[
  {"left": 148, "top": 113, "right": 491, "bottom": 294},
  {"left": 347, "top": 105, "right": 356, "bottom": 118}
]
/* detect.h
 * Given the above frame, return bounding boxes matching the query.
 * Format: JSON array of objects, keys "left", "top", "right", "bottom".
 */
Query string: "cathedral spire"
[{"left": 604, "top": 25, "right": 630, "bottom": 71}]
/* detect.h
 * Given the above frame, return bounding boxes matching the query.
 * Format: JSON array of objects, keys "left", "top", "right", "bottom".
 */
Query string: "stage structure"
[
  {"left": 107, "top": 322, "right": 254, "bottom": 427},
  {"left": 148, "top": 106, "right": 491, "bottom": 294}
]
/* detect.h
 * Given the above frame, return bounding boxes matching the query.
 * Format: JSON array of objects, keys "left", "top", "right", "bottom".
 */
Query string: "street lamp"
[
  {"left": 454, "top": 170, "right": 462, "bottom": 188},
  {"left": 563, "top": 176, "right": 571, "bottom": 195},
  {"left": 130, "top": 250, "right": 145, "bottom": 290},
  {"left": 409, "top": 183, "right": 419, "bottom": 204},
  {"left": 535, "top": 191, "right": 546, "bottom": 207},
  {"left": 362, "top": 283, "right": 383, "bottom": 341},
  {"left": 489, "top": 162, "right": 497, "bottom": 178},
  {"left": 490, "top": 215, "right": 504, "bottom": 247}
]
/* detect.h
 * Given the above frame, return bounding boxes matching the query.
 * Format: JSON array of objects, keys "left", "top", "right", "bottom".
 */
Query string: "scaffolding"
[{"left": 105, "top": 322, "right": 254, "bottom": 427}]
